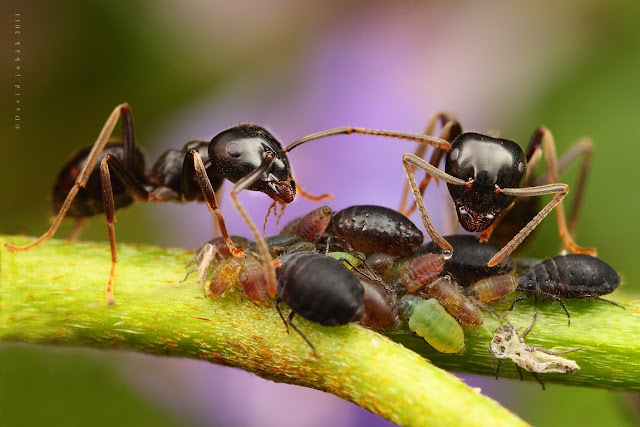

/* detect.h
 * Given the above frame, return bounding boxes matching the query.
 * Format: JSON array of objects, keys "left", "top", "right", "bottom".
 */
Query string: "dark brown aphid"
[
  {"left": 422, "top": 276, "right": 484, "bottom": 326},
  {"left": 358, "top": 277, "right": 398, "bottom": 329},
  {"left": 365, "top": 252, "right": 396, "bottom": 275},
  {"left": 326, "top": 205, "right": 423, "bottom": 257},
  {"left": 419, "top": 234, "right": 515, "bottom": 286},
  {"left": 275, "top": 252, "right": 365, "bottom": 355},
  {"left": 511, "top": 254, "right": 622, "bottom": 324}
]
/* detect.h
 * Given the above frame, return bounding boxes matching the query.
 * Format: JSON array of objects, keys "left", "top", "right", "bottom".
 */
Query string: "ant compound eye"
[{"left": 226, "top": 142, "right": 243, "bottom": 158}]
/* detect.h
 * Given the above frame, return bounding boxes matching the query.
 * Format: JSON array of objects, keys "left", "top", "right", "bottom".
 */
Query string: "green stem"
[{"left": 2, "top": 236, "right": 636, "bottom": 425}]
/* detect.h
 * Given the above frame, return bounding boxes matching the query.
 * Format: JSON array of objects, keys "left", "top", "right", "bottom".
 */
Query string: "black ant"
[
  {"left": 6, "top": 104, "right": 454, "bottom": 305},
  {"left": 359, "top": 113, "right": 596, "bottom": 267}
]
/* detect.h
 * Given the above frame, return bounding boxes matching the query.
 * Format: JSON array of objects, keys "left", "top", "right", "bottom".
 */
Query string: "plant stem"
[{"left": 2, "top": 236, "right": 636, "bottom": 424}]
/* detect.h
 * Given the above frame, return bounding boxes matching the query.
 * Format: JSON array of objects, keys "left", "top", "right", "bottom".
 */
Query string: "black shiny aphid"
[
  {"left": 418, "top": 234, "right": 515, "bottom": 286},
  {"left": 275, "top": 252, "right": 365, "bottom": 355},
  {"left": 445, "top": 133, "right": 526, "bottom": 232},
  {"left": 326, "top": 205, "right": 423, "bottom": 257},
  {"left": 512, "top": 254, "right": 622, "bottom": 323}
]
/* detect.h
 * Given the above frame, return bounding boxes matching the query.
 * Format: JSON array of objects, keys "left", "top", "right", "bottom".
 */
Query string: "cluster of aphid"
[{"left": 5, "top": 105, "right": 623, "bottom": 389}]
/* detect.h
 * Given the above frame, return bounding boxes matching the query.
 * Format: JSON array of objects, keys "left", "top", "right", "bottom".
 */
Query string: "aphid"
[
  {"left": 390, "top": 253, "right": 447, "bottom": 294},
  {"left": 365, "top": 252, "right": 396, "bottom": 275},
  {"left": 324, "top": 205, "right": 423, "bottom": 257},
  {"left": 511, "top": 254, "right": 622, "bottom": 324},
  {"left": 294, "top": 206, "right": 333, "bottom": 241},
  {"left": 358, "top": 276, "right": 399, "bottom": 329},
  {"left": 419, "top": 234, "right": 515, "bottom": 286},
  {"left": 274, "top": 252, "right": 365, "bottom": 355},
  {"left": 422, "top": 276, "right": 484, "bottom": 326},
  {"left": 399, "top": 295, "right": 465, "bottom": 354},
  {"left": 489, "top": 310, "right": 581, "bottom": 390}
]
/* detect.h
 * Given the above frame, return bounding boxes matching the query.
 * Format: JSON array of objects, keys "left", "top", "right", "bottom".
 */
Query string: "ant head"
[
  {"left": 209, "top": 125, "right": 296, "bottom": 203},
  {"left": 445, "top": 133, "right": 526, "bottom": 231}
]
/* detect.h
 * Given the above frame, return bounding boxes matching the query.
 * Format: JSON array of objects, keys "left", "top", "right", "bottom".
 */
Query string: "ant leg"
[
  {"left": 531, "top": 372, "right": 546, "bottom": 390},
  {"left": 66, "top": 218, "right": 87, "bottom": 241},
  {"left": 5, "top": 103, "right": 129, "bottom": 252},
  {"left": 538, "top": 128, "right": 596, "bottom": 256},
  {"left": 98, "top": 154, "right": 151, "bottom": 305},
  {"left": 402, "top": 121, "right": 463, "bottom": 218},
  {"left": 286, "top": 311, "right": 318, "bottom": 357},
  {"left": 528, "top": 129, "right": 593, "bottom": 237},
  {"left": 521, "top": 310, "right": 538, "bottom": 339},
  {"left": 274, "top": 298, "right": 289, "bottom": 333},
  {"left": 488, "top": 183, "right": 571, "bottom": 267},
  {"left": 398, "top": 112, "right": 456, "bottom": 214},
  {"left": 185, "top": 149, "right": 245, "bottom": 258},
  {"left": 229, "top": 153, "right": 279, "bottom": 297},
  {"left": 402, "top": 153, "right": 467, "bottom": 255}
]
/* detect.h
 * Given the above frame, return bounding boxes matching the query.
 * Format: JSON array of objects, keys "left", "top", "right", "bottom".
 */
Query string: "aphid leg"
[
  {"left": 516, "top": 365, "right": 524, "bottom": 382},
  {"left": 187, "top": 149, "right": 245, "bottom": 258},
  {"left": 274, "top": 298, "right": 289, "bottom": 333},
  {"left": 531, "top": 372, "right": 546, "bottom": 390},
  {"left": 589, "top": 295, "right": 625, "bottom": 309},
  {"left": 493, "top": 358, "right": 502, "bottom": 380},
  {"left": 5, "top": 103, "right": 129, "bottom": 253},
  {"left": 286, "top": 311, "right": 318, "bottom": 357},
  {"left": 540, "top": 293, "right": 571, "bottom": 325},
  {"left": 402, "top": 153, "right": 468, "bottom": 256},
  {"left": 521, "top": 309, "right": 538, "bottom": 339},
  {"left": 527, "top": 346, "right": 582, "bottom": 356}
]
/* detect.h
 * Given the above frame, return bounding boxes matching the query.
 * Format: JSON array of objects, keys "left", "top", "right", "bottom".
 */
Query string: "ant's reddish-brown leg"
[
  {"left": 398, "top": 112, "right": 455, "bottom": 214},
  {"left": 488, "top": 183, "right": 570, "bottom": 267},
  {"left": 401, "top": 153, "right": 467, "bottom": 255},
  {"left": 401, "top": 120, "right": 462, "bottom": 217},
  {"left": 229, "top": 153, "right": 278, "bottom": 297},
  {"left": 97, "top": 153, "right": 152, "bottom": 305},
  {"left": 5, "top": 103, "right": 131, "bottom": 253},
  {"left": 188, "top": 149, "right": 245, "bottom": 258}
]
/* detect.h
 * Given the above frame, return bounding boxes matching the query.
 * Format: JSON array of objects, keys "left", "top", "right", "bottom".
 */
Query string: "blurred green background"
[{"left": 1, "top": 0, "right": 639, "bottom": 425}]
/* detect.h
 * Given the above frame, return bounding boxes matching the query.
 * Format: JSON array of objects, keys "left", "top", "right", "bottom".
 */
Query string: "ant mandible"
[
  {"left": 4, "top": 104, "right": 449, "bottom": 305},
  {"left": 285, "top": 116, "right": 597, "bottom": 268}
]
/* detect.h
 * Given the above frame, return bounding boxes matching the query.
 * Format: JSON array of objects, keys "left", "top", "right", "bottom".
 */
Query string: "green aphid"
[
  {"left": 327, "top": 252, "right": 362, "bottom": 269},
  {"left": 400, "top": 295, "right": 465, "bottom": 354}
]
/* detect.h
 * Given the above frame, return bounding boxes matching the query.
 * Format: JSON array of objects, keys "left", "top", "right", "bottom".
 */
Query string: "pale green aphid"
[
  {"left": 327, "top": 251, "right": 362, "bottom": 270},
  {"left": 400, "top": 295, "right": 465, "bottom": 354}
]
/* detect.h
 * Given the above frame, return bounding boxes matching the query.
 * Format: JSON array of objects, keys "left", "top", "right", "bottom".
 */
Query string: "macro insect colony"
[{"left": 6, "top": 106, "right": 622, "bottom": 387}]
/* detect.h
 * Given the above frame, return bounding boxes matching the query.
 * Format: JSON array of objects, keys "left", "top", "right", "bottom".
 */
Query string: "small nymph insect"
[
  {"left": 400, "top": 294, "right": 465, "bottom": 354},
  {"left": 489, "top": 311, "right": 581, "bottom": 390}
]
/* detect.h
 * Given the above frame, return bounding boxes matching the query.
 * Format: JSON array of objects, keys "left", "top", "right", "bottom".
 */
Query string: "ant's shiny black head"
[
  {"left": 209, "top": 125, "right": 296, "bottom": 203},
  {"left": 445, "top": 132, "right": 526, "bottom": 232}
]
